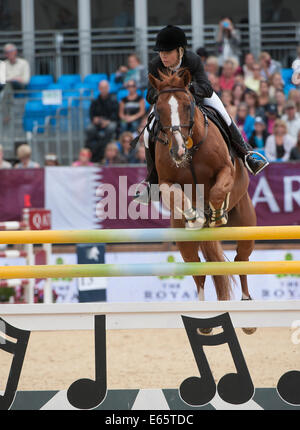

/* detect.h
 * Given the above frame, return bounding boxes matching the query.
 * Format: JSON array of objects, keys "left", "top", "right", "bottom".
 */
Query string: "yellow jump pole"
[
  {"left": 1, "top": 226, "right": 300, "bottom": 244},
  {"left": 0, "top": 261, "right": 300, "bottom": 279}
]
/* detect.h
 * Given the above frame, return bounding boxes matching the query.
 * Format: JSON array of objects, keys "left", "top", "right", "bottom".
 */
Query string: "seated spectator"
[
  {"left": 234, "top": 73, "right": 246, "bottom": 87},
  {"left": 219, "top": 59, "right": 236, "bottom": 91},
  {"left": 101, "top": 142, "right": 127, "bottom": 165},
  {"left": 130, "top": 143, "right": 146, "bottom": 164},
  {"left": 118, "top": 131, "right": 136, "bottom": 162},
  {"left": 265, "top": 119, "right": 296, "bottom": 161},
  {"left": 44, "top": 153, "right": 59, "bottom": 166},
  {"left": 243, "top": 53, "right": 256, "bottom": 79},
  {"left": 269, "top": 72, "right": 284, "bottom": 103},
  {"left": 243, "top": 90, "right": 263, "bottom": 119},
  {"left": 248, "top": 117, "right": 269, "bottom": 150},
  {"left": 274, "top": 89, "right": 286, "bottom": 117},
  {"left": 85, "top": 80, "right": 118, "bottom": 163},
  {"left": 205, "top": 56, "right": 220, "bottom": 77},
  {"left": 259, "top": 51, "right": 281, "bottom": 81},
  {"left": 115, "top": 53, "right": 147, "bottom": 90},
  {"left": 3, "top": 43, "right": 30, "bottom": 90},
  {"left": 221, "top": 90, "right": 237, "bottom": 118},
  {"left": 72, "top": 148, "right": 94, "bottom": 166},
  {"left": 258, "top": 80, "right": 271, "bottom": 112},
  {"left": 282, "top": 100, "right": 300, "bottom": 138},
  {"left": 288, "top": 89, "right": 300, "bottom": 113},
  {"left": 232, "top": 83, "right": 245, "bottom": 107},
  {"left": 216, "top": 17, "right": 241, "bottom": 67},
  {"left": 290, "top": 129, "right": 300, "bottom": 160},
  {"left": 235, "top": 102, "right": 255, "bottom": 141},
  {"left": 245, "top": 63, "right": 262, "bottom": 93},
  {"left": 0, "top": 144, "right": 11, "bottom": 168},
  {"left": 119, "top": 79, "right": 145, "bottom": 133},
  {"left": 207, "top": 73, "right": 221, "bottom": 96},
  {"left": 265, "top": 103, "right": 279, "bottom": 134},
  {"left": 14, "top": 144, "right": 39, "bottom": 168}
]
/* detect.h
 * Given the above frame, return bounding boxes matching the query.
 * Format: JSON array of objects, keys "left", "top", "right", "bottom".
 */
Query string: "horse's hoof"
[
  {"left": 242, "top": 327, "right": 257, "bottom": 335},
  {"left": 197, "top": 328, "right": 214, "bottom": 336}
]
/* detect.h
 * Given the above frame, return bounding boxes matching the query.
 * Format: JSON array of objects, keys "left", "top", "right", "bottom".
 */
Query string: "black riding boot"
[
  {"left": 229, "top": 121, "right": 269, "bottom": 175},
  {"left": 133, "top": 144, "right": 159, "bottom": 205}
]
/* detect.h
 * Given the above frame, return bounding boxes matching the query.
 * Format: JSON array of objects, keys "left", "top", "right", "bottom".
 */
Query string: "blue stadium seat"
[
  {"left": 23, "top": 100, "right": 49, "bottom": 132},
  {"left": 74, "top": 82, "right": 95, "bottom": 97},
  {"left": 281, "top": 68, "right": 293, "bottom": 86},
  {"left": 27, "top": 75, "right": 54, "bottom": 90},
  {"left": 83, "top": 73, "right": 108, "bottom": 88},
  {"left": 109, "top": 73, "right": 123, "bottom": 93},
  {"left": 57, "top": 74, "right": 82, "bottom": 89}
]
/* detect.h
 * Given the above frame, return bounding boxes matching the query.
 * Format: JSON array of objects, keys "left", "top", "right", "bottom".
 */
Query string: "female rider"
[{"left": 134, "top": 25, "right": 268, "bottom": 204}]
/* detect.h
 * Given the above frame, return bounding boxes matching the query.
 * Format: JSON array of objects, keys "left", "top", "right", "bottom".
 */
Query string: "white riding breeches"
[{"left": 143, "top": 91, "right": 232, "bottom": 148}]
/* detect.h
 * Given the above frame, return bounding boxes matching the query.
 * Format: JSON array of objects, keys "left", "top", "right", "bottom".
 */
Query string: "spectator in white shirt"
[
  {"left": 265, "top": 119, "right": 296, "bottom": 162},
  {"left": 3, "top": 43, "right": 30, "bottom": 90},
  {"left": 282, "top": 100, "right": 300, "bottom": 138}
]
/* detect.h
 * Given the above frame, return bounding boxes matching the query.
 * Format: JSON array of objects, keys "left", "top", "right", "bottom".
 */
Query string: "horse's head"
[{"left": 149, "top": 69, "right": 195, "bottom": 166}]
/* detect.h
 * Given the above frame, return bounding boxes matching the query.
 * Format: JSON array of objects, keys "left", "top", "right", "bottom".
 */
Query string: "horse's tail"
[{"left": 199, "top": 241, "right": 234, "bottom": 301}]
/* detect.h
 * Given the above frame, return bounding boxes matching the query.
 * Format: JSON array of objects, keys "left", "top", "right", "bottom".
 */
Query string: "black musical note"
[
  {"left": 0, "top": 317, "right": 30, "bottom": 410},
  {"left": 277, "top": 370, "right": 300, "bottom": 406},
  {"left": 67, "top": 315, "right": 107, "bottom": 410},
  {"left": 179, "top": 313, "right": 254, "bottom": 406}
]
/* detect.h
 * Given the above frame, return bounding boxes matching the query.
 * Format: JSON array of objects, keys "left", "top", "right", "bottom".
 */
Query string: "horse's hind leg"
[{"left": 209, "top": 165, "right": 234, "bottom": 227}]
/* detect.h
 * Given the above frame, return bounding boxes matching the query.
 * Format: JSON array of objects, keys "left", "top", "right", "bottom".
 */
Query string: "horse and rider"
[{"left": 134, "top": 25, "right": 269, "bottom": 213}]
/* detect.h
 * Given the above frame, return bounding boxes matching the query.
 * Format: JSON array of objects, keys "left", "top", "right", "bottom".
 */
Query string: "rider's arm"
[
  {"left": 186, "top": 52, "right": 214, "bottom": 99},
  {"left": 146, "top": 57, "right": 160, "bottom": 105}
]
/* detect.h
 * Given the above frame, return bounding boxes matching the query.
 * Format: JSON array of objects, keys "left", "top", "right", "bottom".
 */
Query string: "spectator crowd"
[{"left": 1, "top": 17, "right": 300, "bottom": 169}]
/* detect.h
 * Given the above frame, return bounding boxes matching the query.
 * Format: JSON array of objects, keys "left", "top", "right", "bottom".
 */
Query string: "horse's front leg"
[{"left": 208, "top": 165, "right": 234, "bottom": 227}]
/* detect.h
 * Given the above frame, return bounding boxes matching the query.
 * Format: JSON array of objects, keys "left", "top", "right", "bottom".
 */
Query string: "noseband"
[{"left": 154, "top": 88, "right": 196, "bottom": 144}]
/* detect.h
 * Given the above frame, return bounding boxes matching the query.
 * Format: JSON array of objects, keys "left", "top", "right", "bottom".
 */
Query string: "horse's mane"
[{"left": 157, "top": 68, "right": 190, "bottom": 89}]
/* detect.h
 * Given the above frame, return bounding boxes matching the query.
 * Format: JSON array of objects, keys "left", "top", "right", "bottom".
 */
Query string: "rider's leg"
[
  {"left": 134, "top": 114, "right": 159, "bottom": 204},
  {"left": 203, "top": 92, "right": 269, "bottom": 175}
]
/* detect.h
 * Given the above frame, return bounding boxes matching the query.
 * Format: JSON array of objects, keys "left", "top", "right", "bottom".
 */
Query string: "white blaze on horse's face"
[{"left": 168, "top": 96, "right": 186, "bottom": 159}]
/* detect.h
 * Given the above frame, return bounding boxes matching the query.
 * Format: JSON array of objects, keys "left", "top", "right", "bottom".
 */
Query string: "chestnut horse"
[{"left": 148, "top": 69, "right": 257, "bottom": 314}]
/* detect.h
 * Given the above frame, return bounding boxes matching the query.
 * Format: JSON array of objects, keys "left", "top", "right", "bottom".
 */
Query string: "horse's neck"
[{"left": 192, "top": 107, "right": 205, "bottom": 142}]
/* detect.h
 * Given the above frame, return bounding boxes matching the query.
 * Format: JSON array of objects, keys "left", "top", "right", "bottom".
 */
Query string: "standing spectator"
[
  {"left": 130, "top": 143, "right": 146, "bottom": 164},
  {"left": 119, "top": 79, "right": 145, "bottom": 133},
  {"left": 269, "top": 72, "right": 284, "bottom": 103},
  {"left": 219, "top": 59, "right": 236, "bottom": 92},
  {"left": 248, "top": 117, "right": 269, "bottom": 150},
  {"left": 232, "top": 83, "right": 245, "bottom": 107},
  {"left": 245, "top": 63, "right": 262, "bottom": 93},
  {"left": 115, "top": 53, "right": 147, "bottom": 91},
  {"left": 205, "top": 56, "right": 220, "bottom": 77},
  {"left": 221, "top": 90, "right": 237, "bottom": 118},
  {"left": 265, "top": 103, "right": 279, "bottom": 134},
  {"left": 235, "top": 102, "right": 255, "bottom": 141},
  {"left": 243, "top": 53, "right": 256, "bottom": 79},
  {"left": 85, "top": 80, "right": 118, "bottom": 163},
  {"left": 0, "top": 144, "right": 11, "bottom": 168},
  {"left": 216, "top": 17, "right": 241, "bottom": 67},
  {"left": 265, "top": 119, "right": 296, "bottom": 162},
  {"left": 101, "top": 142, "right": 127, "bottom": 165},
  {"left": 258, "top": 80, "right": 271, "bottom": 111},
  {"left": 3, "top": 43, "right": 30, "bottom": 90},
  {"left": 282, "top": 100, "right": 300, "bottom": 139},
  {"left": 274, "top": 89, "right": 286, "bottom": 117},
  {"left": 14, "top": 144, "right": 39, "bottom": 168},
  {"left": 290, "top": 130, "right": 300, "bottom": 160},
  {"left": 118, "top": 131, "right": 135, "bottom": 162},
  {"left": 72, "top": 148, "right": 94, "bottom": 167},
  {"left": 259, "top": 52, "right": 281, "bottom": 81}
]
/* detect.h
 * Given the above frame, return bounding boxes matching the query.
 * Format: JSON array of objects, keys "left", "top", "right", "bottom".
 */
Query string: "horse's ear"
[
  {"left": 149, "top": 73, "right": 162, "bottom": 90},
  {"left": 181, "top": 69, "right": 192, "bottom": 88}
]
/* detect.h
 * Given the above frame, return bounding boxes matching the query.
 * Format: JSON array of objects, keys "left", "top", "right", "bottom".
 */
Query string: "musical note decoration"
[
  {"left": 67, "top": 315, "right": 107, "bottom": 410},
  {"left": 277, "top": 370, "right": 300, "bottom": 406},
  {"left": 179, "top": 312, "right": 254, "bottom": 406},
  {"left": 0, "top": 317, "right": 30, "bottom": 410}
]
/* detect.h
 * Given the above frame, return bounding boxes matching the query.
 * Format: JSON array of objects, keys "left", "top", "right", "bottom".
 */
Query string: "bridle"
[{"left": 153, "top": 87, "right": 196, "bottom": 145}]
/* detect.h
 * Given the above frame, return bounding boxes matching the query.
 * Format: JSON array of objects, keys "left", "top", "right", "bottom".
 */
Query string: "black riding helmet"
[{"left": 153, "top": 25, "right": 187, "bottom": 52}]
